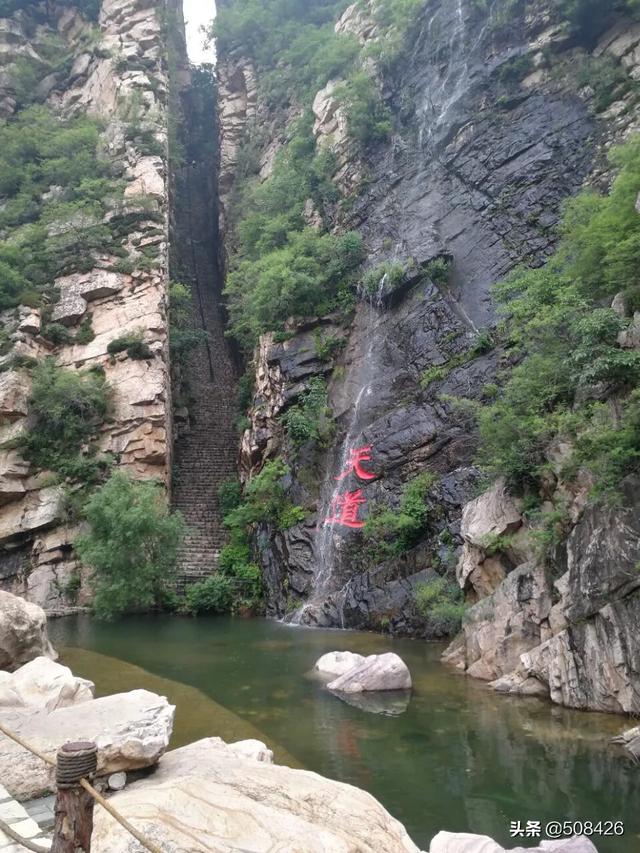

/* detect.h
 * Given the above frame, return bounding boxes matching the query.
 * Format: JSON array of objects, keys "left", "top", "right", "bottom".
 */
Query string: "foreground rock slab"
[
  {"left": 91, "top": 737, "right": 422, "bottom": 852},
  {"left": 429, "top": 832, "right": 598, "bottom": 852},
  {"left": 0, "top": 688, "right": 174, "bottom": 800},
  {"left": 0, "top": 656, "right": 94, "bottom": 711},
  {"left": 0, "top": 591, "right": 57, "bottom": 672},
  {"left": 327, "top": 652, "right": 412, "bottom": 693}
]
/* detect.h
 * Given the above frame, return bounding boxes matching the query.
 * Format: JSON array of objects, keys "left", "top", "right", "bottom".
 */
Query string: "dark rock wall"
[{"left": 241, "top": 0, "right": 602, "bottom": 634}]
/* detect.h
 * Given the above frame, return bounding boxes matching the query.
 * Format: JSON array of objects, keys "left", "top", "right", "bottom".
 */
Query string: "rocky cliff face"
[
  {"left": 218, "top": 0, "right": 640, "bottom": 713},
  {"left": 0, "top": 0, "right": 173, "bottom": 612}
]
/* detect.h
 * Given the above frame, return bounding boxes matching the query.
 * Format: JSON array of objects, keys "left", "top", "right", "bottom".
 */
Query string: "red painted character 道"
[
  {"left": 324, "top": 489, "right": 367, "bottom": 529},
  {"left": 336, "top": 446, "right": 376, "bottom": 482}
]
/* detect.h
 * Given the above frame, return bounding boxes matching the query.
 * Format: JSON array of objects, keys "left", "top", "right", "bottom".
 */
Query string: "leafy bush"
[
  {"left": 169, "top": 281, "right": 209, "bottom": 365},
  {"left": 280, "top": 378, "right": 332, "bottom": 450},
  {"left": 213, "top": 0, "right": 356, "bottom": 105},
  {"left": 363, "top": 472, "right": 438, "bottom": 561},
  {"left": 0, "top": 106, "right": 122, "bottom": 310},
  {"left": 334, "top": 71, "right": 392, "bottom": 150},
  {"left": 477, "top": 139, "right": 640, "bottom": 496},
  {"left": 224, "top": 459, "right": 305, "bottom": 540},
  {"left": 76, "top": 471, "right": 185, "bottom": 620},
  {"left": 362, "top": 261, "right": 406, "bottom": 299},
  {"left": 20, "top": 359, "right": 111, "bottom": 478},
  {"left": 41, "top": 323, "right": 73, "bottom": 346},
  {"left": 218, "top": 480, "right": 243, "bottom": 517},
  {"left": 185, "top": 575, "right": 235, "bottom": 615},
  {"left": 107, "top": 330, "right": 153, "bottom": 360},
  {"left": 414, "top": 577, "right": 466, "bottom": 636},
  {"left": 226, "top": 227, "right": 363, "bottom": 350}
]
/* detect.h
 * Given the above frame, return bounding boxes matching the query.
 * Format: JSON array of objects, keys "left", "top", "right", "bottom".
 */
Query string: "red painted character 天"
[
  {"left": 324, "top": 489, "right": 367, "bottom": 529},
  {"left": 336, "top": 446, "right": 376, "bottom": 482}
]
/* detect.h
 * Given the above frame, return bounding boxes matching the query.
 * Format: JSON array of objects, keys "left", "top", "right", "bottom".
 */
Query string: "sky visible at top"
[{"left": 183, "top": 0, "right": 216, "bottom": 64}]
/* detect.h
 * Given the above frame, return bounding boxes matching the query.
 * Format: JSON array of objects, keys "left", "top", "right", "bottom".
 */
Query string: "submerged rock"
[
  {"left": 0, "top": 688, "right": 174, "bottom": 800},
  {"left": 0, "top": 656, "right": 94, "bottom": 711},
  {"left": 327, "top": 652, "right": 412, "bottom": 693},
  {"left": 314, "top": 651, "right": 366, "bottom": 678},
  {"left": 333, "top": 688, "right": 412, "bottom": 716},
  {"left": 429, "top": 833, "right": 598, "bottom": 852},
  {"left": 91, "top": 737, "right": 423, "bottom": 852},
  {"left": 0, "top": 591, "right": 57, "bottom": 673}
]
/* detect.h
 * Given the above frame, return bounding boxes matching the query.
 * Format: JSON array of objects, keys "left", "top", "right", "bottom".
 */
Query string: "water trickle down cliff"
[
  {"left": 227, "top": 0, "right": 599, "bottom": 632},
  {"left": 169, "top": 35, "right": 238, "bottom": 587}
]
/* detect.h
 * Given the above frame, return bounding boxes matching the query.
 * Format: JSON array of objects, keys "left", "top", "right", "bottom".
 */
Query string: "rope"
[
  {"left": 0, "top": 817, "right": 48, "bottom": 853},
  {"left": 0, "top": 720, "right": 164, "bottom": 853}
]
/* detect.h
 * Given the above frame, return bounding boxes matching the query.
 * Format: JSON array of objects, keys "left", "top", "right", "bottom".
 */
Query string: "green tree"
[{"left": 76, "top": 472, "right": 185, "bottom": 620}]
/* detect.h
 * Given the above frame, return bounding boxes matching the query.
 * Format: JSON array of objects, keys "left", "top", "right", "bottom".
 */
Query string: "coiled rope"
[{"left": 0, "top": 720, "right": 164, "bottom": 853}]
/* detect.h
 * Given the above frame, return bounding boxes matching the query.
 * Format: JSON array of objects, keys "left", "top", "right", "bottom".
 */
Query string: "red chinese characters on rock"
[
  {"left": 325, "top": 446, "right": 377, "bottom": 530},
  {"left": 335, "top": 446, "right": 376, "bottom": 482},
  {"left": 324, "top": 489, "right": 367, "bottom": 529}
]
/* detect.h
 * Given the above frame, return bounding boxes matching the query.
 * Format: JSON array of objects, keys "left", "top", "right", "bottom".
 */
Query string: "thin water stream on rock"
[{"left": 50, "top": 615, "right": 640, "bottom": 852}]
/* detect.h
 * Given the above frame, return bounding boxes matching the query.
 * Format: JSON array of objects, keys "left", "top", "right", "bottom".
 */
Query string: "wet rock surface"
[{"left": 239, "top": 0, "right": 599, "bottom": 636}]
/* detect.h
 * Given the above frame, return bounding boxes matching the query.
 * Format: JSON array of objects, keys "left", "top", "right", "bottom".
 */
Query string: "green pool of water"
[{"left": 49, "top": 614, "right": 639, "bottom": 851}]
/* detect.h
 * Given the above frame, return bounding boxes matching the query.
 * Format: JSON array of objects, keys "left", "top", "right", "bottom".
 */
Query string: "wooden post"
[{"left": 51, "top": 741, "right": 98, "bottom": 853}]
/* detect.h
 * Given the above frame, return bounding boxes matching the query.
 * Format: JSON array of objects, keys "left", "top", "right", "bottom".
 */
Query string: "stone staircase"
[{"left": 170, "top": 79, "right": 238, "bottom": 588}]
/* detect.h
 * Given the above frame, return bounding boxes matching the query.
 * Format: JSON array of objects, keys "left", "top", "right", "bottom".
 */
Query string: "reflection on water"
[
  {"left": 49, "top": 615, "right": 640, "bottom": 852},
  {"left": 331, "top": 688, "right": 412, "bottom": 716}
]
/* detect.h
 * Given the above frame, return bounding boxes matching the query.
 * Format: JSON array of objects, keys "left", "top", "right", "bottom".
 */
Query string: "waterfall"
[
  {"left": 286, "top": 0, "right": 497, "bottom": 628},
  {"left": 418, "top": 0, "right": 496, "bottom": 150},
  {"left": 288, "top": 289, "right": 388, "bottom": 627}
]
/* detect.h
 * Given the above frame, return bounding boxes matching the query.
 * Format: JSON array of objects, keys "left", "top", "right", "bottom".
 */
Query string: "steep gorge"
[{"left": 1, "top": 0, "right": 640, "bottom": 731}]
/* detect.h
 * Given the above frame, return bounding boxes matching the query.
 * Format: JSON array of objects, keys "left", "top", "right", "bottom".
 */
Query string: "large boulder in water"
[
  {"left": 327, "top": 652, "right": 412, "bottom": 693},
  {"left": 0, "top": 656, "right": 94, "bottom": 711},
  {"left": 314, "top": 650, "right": 366, "bottom": 678},
  {"left": 0, "top": 688, "right": 174, "bottom": 799},
  {"left": 429, "top": 832, "right": 598, "bottom": 852},
  {"left": 0, "top": 590, "right": 57, "bottom": 672},
  {"left": 91, "top": 737, "right": 423, "bottom": 852}
]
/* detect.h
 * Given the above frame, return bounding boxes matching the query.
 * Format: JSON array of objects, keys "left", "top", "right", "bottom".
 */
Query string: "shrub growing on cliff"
[
  {"left": 0, "top": 105, "right": 122, "bottom": 310},
  {"left": 414, "top": 577, "right": 466, "bottom": 636},
  {"left": 334, "top": 72, "right": 392, "bottom": 151},
  {"left": 20, "top": 359, "right": 111, "bottom": 479},
  {"left": 280, "top": 378, "right": 333, "bottom": 450},
  {"left": 224, "top": 460, "right": 305, "bottom": 539},
  {"left": 76, "top": 471, "right": 185, "bottom": 621},
  {"left": 477, "top": 138, "right": 640, "bottom": 497},
  {"left": 363, "top": 472, "right": 438, "bottom": 561}
]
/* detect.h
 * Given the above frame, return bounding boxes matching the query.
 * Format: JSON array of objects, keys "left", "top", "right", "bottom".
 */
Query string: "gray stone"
[
  {"left": 327, "top": 652, "right": 412, "bottom": 693},
  {"left": 0, "top": 689, "right": 175, "bottom": 799},
  {"left": 0, "top": 593, "right": 56, "bottom": 673},
  {"left": 108, "top": 772, "right": 127, "bottom": 791}
]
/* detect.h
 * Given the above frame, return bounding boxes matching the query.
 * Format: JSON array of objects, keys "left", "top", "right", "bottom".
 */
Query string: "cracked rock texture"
[
  {"left": 0, "top": 0, "right": 172, "bottom": 613},
  {"left": 221, "top": 0, "right": 640, "bottom": 716}
]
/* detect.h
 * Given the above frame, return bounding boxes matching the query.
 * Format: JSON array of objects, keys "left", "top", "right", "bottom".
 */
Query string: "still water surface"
[{"left": 49, "top": 615, "right": 639, "bottom": 851}]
